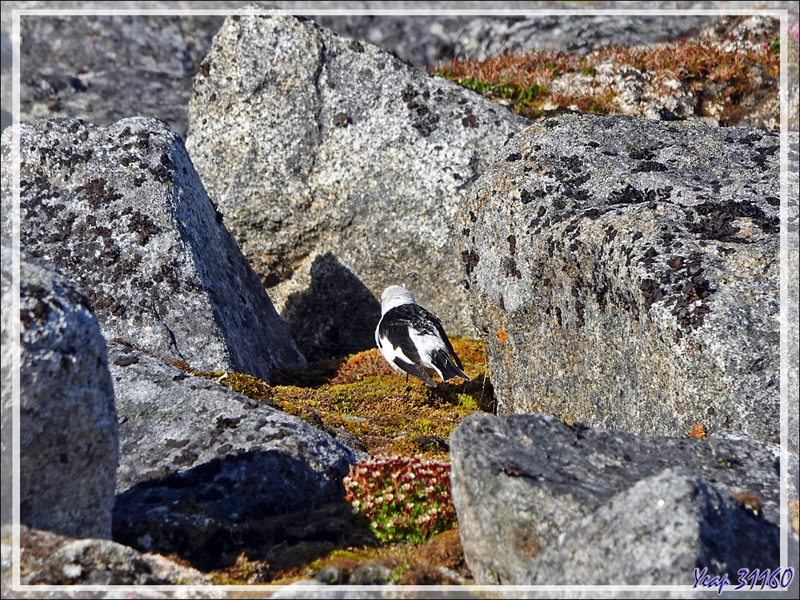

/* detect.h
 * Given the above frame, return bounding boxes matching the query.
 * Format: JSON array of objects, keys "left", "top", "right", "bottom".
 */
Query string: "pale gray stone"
[
  {"left": 185, "top": 13, "right": 531, "bottom": 352},
  {"left": 109, "top": 342, "right": 364, "bottom": 560},
  {"left": 527, "top": 469, "right": 779, "bottom": 585},
  {"left": 450, "top": 413, "right": 791, "bottom": 585}
]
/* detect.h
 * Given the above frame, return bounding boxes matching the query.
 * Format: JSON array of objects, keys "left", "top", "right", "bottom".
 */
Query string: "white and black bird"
[{"left": 375, "top": 285, "right": 470, "bottom": 387}]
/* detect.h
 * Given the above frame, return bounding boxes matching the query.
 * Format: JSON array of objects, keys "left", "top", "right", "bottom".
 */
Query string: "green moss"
[{"left": 188, "top": 338, "right": 491, "bottom": 459}]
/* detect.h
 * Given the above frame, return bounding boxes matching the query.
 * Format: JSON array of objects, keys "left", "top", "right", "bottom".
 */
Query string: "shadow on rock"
[
  {"left": 112, "top": 449, "right": 369, "bottom": 571},
  {"left": 281, "top": 253, "right": 381, "bottom": 362}
]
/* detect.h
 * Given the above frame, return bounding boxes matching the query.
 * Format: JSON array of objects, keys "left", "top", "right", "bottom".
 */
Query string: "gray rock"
[
  {"left": 349, "top": 563, "right": 391, "bottom": 585},
  {"left": 17, "top": 13, "right": 226, "bottom": 138},
  {"left": 0, "top": 242, "right": 12, "bottom": 526},
  {"left": 790, "top": 135, "right": 800, "bottom": 455},
  {"left": 526, "top": 468, "right": 779, "bottom": 585},
  {"left": 269, "top": 581, "right": 370, "bottom": 599},
  {"left": 109, "top": 342, "right": 364, "bottom": 562},
  {"left": 185, "top": 13, "right": 530, "bottom": 347},
  {"left": 10, "top": 8, "right": 472, "bottom": 137},
  {"left": 312, "top": 13, "right": 472, "bottom": 68},
  {"left": 459, "top": 114, "right": 790, "bottom": 447},
  {"left": 2, "top": 117, "right": 306, "bottom": 382},
  {"left": 4, "top": 524, "right": 213, "bottom": 586},
  {"left": 1, "top": 249, "right": 117, "bottom": 539},
  {"left": 449, "top": 412, "right": 792, "bottom": 585},
  {"left": 453, "top": 15, "right": 716, "bottom": 60},
  {"left": 313, "top": 562, "right": 391, "bottom": 586}
]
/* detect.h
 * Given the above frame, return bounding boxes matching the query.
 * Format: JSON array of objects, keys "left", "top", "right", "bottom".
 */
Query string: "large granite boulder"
[
  {"left": 450, "top": 412, "right": 792, "bottom": 585},
  {"left": 1, "top": 248, "right": 117, "bottom": 539},
  {"left": 1, "top": 117, "right": 306, "bottom": 382},
  {"left": 527, "top": 468, "right": 780, "bottom": 585},
  {"left": 185, "top": 13, "right": 530, "bottom": 357},
  {"left": 8, "top": 9, "right": 473, "bottom": 136},
  {"left": 459, "top": 114, "right": 792, "bottom": 447},
  {"left": 109, "top": 342, "right": 364, "bottom": 565}
]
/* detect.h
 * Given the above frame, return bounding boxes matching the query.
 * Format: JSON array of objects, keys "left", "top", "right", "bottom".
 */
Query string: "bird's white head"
[{"left": 380, "top": 285, "right": 416, "bottom": 314}]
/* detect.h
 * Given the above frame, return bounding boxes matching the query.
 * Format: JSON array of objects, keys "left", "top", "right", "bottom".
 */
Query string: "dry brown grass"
[{"left": 435, "top": 35, "right": 781, "bottom": 126}]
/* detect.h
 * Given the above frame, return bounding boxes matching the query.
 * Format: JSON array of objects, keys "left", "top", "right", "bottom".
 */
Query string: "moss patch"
[{"left": 194, "top": 336, "right": 493, "bottom": 459}]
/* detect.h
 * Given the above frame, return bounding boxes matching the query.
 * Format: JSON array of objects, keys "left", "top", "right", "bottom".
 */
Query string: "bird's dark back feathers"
[{"left": 378, "top": 303, "right": 464, "bottom": 370}]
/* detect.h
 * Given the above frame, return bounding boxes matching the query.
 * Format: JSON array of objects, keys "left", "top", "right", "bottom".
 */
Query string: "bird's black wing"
[
  {"left": 380, "top": 304, "right": 469, "bottom": 382},
  {"left": 392, "top": 356, "right": 438, "bottom": 387},
  {"left": 421, "top": 306, "right": 465, "bottom": 370},
  {"left": 430, "top": 348, "right": 470, "bottom": 382},
  {"left": 378, "top": 306, "right": 438, "bottom": 386}
]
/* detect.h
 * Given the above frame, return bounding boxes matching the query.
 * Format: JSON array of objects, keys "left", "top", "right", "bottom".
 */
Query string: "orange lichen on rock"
[{"left": 688, "top": 423, "right": 706, "bottom": 438}]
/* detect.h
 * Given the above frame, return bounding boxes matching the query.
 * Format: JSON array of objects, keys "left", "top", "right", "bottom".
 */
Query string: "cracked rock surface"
[
  {"left": 3, "top": 524, "right": 213, "bottom": 586},
  {"left": 109, "top": 342, "right": 364, "bottom": 566},
  {"left": 450, "top": 413, "right": 792, "bottom": 585}
]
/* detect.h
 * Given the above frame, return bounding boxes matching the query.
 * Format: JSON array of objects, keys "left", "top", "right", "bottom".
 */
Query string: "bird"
[{"left": 375, "top": 285, "right": 470, "bottom": 387}]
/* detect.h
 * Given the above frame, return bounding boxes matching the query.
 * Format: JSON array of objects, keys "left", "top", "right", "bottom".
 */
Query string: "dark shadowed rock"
[
  {"left": 0, "top": 243, "right": 12, "bottom": 526},
  {"left": 2, "top": 117, "right": 306, "bottom": 382},
  {"left": 186, "top": 13, "right": 530, "bottom": 346},
  {"left": 109, "top": 342, "right": 364, "bottom": 565},
  {"left": 1, "top": 248, "right": 117, "bottom": 539},
  {"left": 526, "top": 468, "right": 779, "bottom": 585},
  {"left": 459, "top": 114, "right": 792, "bottom": 447},
  {"left": 450, "top": 413, "right": 793, "bottom": 585}
]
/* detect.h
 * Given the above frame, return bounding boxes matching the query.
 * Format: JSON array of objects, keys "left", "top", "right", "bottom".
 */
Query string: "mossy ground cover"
[
  {"left": 184, "top": 337, "right": 490, "bottom": 584},
  {"left": 191, "top": 337, "right": 493, "bottom": 459}
]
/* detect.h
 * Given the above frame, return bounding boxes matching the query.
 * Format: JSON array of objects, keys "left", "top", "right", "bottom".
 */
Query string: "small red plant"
[{"left": 344, "top": 456, "right": 456, "bottom": 544}]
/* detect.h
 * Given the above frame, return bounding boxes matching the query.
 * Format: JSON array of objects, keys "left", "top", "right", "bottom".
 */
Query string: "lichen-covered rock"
[
  {"left": 1, "top": 248, "right": 117, "bottom": 539},
  {"left": 109, "top": 342, "right": 364, "bottom": 563},
  {"left": 453, "top": 14, "right": 715, "bottom": 59},
  {"left": 0, "top": 242, "right": 13, "bottom": 527},
  {"left": 459, "top": 114, "right": 791, "bottom": 446},
  {"left": 789, "top": 136, "right": 800, "bottom": 455},
  {"left": 16, "top": 14, "right": 226, "bottom": 139},
  {"left": 10, "top": 11, "right": 474, "bottom": 138},
  {"left": 1, "top": 117, "right": 306, "bottom": 382},
  {"left": 3, "top": 524, "right": 213, "bottom": 586},
  {"left": 186, "top": 14, "right": 530, "bottom": 355},
  {"left": 450, "top": 413, "right": 792, "bottom": 585}
]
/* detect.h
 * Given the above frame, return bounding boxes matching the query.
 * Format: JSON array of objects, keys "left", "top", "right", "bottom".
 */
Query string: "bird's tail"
[{"left": 431, "top": 349, "right": 471, "bottom": 382}]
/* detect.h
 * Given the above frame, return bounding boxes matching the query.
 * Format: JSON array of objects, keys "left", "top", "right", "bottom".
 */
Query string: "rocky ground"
[{"left": 2, "top": 3, "right": 799, "bottom": 599}]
